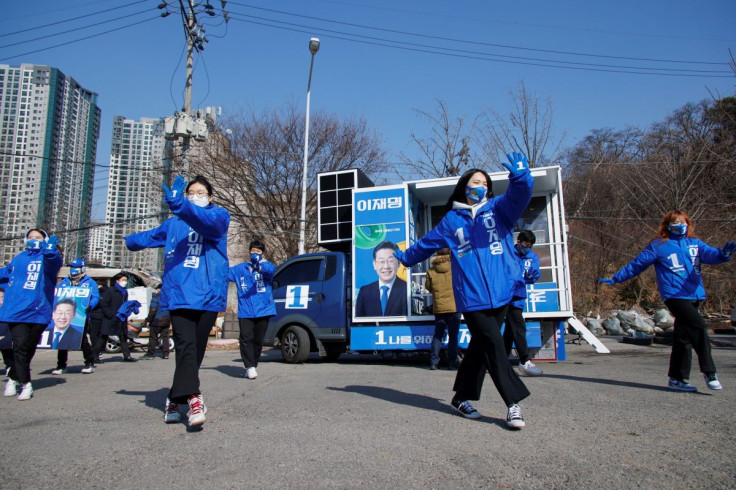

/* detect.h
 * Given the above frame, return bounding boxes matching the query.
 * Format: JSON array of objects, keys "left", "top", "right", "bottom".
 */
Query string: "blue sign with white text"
[
  {"left": 350, "top": 324, "right": 471, "bottom": 350},
  {"left": 524, "top": 282, "right": 559, "bottom": 313}
]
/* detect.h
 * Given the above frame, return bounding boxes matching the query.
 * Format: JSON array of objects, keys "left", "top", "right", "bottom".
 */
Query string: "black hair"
[
  {"left": 54, "top": 298, "right": 77, "bottom": 314},
  {"left": 445, "top": 168, "right": 493, "bottom": 213},
  {"left": 373, "top": 240, "right": 398, "bottom": 259},
  {"left": 112, "top": 272, "right": 128, "bottom": 283},
  {"left": 186, "top": 175, "right": 214, "bottom": 196},
  {"left": 249, "top": 239, "right": 266, "bottom": 253},
  {"left": 517, "top": 230, "right": 536, "bottom": 245}
]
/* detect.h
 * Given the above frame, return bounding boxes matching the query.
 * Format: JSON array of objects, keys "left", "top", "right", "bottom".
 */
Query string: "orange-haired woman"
[{"left": 600, "top": 210, "right": 736, "bottom": 392}]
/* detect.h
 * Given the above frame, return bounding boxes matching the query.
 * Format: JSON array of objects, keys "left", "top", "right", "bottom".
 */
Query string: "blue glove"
[
  {"left": 250, "top": 253, "right": 262, "bottom": 271},
  {"left": 162, "top": 175, "right": 187, "bottom": 200},
  {"left": 599, "top": 278, "right": 615, "bottom": 285},
  {"left": 44, "top": 235, "right": 59, "bottom": 251},
  {"left": 393, "top": 249, "right": 406, "bottom": 266},
  {"left": 26, "top": 239, "right": 42, "bottom": 250},
  {"left": 723, "top": 241, "right": 736, "bottom": 258},
  {"left": 502, "top": 152, "right": 530, "bottom": 176}
]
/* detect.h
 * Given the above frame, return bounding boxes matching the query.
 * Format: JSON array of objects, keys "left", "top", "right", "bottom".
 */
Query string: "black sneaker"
[
  {"left": 140, "top": 354, "right": 156, "bottom": 360},
  {"left": 451, "top": 398, "right": 481, "bottom": 419},
  {"left": 123, "top": 357, "right": 138, "bottom": 363},
  {"left": 506, "top": 403, "right": 525, "bottom": 429},
  {"left": 162, "top": 355, "right": 169, "bottom": 359},
  {"left": 429, "top": 364, "right": 439, "bottom": 370}
]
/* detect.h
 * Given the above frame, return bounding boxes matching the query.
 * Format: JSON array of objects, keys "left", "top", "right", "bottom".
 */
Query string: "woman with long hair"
[
  {"left": 600, "top": 210, "right": 735, "bottom": 392},
  {"left": 126, "top": 175, "right": 230, "bottom": 427},
  {"left": 395, "top": 152, "right": 534, "bottom": 429}
]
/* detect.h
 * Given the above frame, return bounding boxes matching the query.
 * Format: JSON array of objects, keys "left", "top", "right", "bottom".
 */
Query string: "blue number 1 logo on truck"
[{"left": 286, "top": 285, "right": 310, "bottom": 309}]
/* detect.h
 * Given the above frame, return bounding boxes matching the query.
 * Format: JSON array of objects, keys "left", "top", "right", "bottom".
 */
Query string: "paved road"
[{"left": 1, "top": 337, "right": 735, "bottom": 489}]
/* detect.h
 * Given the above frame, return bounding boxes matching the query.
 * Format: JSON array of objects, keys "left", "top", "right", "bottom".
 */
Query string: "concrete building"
[
  {"left": 0, "top": 63, "right": 101, "bottom": 264},
  {"left": 102, "top": 116, "right": 166, "bottom": 270}
]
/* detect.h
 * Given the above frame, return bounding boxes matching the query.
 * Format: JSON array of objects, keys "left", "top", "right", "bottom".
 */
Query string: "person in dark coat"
[
  {"left": 95, "top": 273, "right": 137, "bottom": 362},
  {"left": 88, "top": 282, "right": 106, "bottom": 364}
]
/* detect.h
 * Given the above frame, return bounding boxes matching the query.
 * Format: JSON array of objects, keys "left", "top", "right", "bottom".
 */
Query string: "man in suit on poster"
[
  {"left": 44, "top": 299, "right": 83, "bottom": 350},
  {"left": 355, "top": 240, "right": 408, "bottom": 317}
]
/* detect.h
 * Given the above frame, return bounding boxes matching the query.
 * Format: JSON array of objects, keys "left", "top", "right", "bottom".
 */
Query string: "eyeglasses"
[
  {"left": 376, "top": 258, "right": 398, "bottom": 268},
  {"left": 187, "top": 190, "right": 209, "bottom": 197}
]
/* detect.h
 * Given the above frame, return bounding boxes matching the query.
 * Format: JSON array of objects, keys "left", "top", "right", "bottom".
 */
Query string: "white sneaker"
[
  {"left": 704, "top": 373, "right": 722, "bottom": 390},
  {"left": 164, "top": 398, "right": 181, "bottom": 424},
  {"left": 246, "top": 367, "right": 257, "bottom": 379},
  {"left": 51, "top": 368, "right": 66, "bottom": 375},
  {"left": 519, "top": 360, "right": 543, "bottom": 376},
  {"left": 4, "top": 379, "right": 18, "bottom": 397},
  {"left": 187, "top": 394, "right": 207, "bottom": 426},
  {"left": 17, "top": 382, "right": 33, "bottom": 400},
  {"left": 81, "top": 365, "right": 95, "bottom": 374}
]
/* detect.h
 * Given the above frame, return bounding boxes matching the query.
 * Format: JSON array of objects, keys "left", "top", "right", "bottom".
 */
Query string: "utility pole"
[{"left": 158, "top": 1, "right": 230, "bottom": 178}]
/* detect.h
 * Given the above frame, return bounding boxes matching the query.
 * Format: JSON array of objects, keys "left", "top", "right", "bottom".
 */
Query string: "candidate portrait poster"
[
  {"left": 352, "top": 186, "right": 409, "bottom": 321},
  {"left": 37, "top": 286, "right": 91, "bottom": 350}
]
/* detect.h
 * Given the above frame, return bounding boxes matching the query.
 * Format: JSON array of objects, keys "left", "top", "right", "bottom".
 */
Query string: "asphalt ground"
[{"left": 1, "top": 336, "right": 735, "bottom": 489}]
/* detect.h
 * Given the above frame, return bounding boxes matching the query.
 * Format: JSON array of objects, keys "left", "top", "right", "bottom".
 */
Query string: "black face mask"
[{"left": 515, "top": 243, "right": 528, "bottom": 256}]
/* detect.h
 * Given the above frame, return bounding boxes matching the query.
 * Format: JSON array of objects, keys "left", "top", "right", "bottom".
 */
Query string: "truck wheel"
[
  {"left": 106, "top": 339, "right": 122, "bottom": 353},
  {"left": 281, "top": 326, "right": 310, "bottom": 363}
]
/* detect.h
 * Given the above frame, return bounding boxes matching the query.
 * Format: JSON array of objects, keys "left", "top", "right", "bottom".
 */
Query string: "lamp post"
[{"left": 298, "top": 37, "right": 320, "bottom": 256}]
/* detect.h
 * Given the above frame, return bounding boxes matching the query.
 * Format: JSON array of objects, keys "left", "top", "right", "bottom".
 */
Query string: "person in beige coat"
[{"left": 425, "top": 248, "right": 461, "bottom": 370}]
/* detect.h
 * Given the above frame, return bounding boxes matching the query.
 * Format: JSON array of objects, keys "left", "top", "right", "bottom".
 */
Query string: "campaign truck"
[{"left": 264, "top": 167, "right": 607, "bottom": 363}]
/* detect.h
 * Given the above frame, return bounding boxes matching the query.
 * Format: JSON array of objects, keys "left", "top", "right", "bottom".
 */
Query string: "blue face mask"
[
  {"left": 250, "top": 253, "right": 263, "bottom": 263},
  {"left": 669, "top": 223, "right": 687, "bottom": 236},
  {"left": 515, "top": 243, "right": 529, "bottom": 256},
  {"left": 465, "top": 185, "right": 486, "bottom": 204}
]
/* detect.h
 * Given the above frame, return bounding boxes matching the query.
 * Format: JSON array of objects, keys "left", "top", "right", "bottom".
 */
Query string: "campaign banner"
[
  {"left": 350, "top": 324, "right": 470, "bottom": 351},
  {"left": 352, "top": 186, "right": 409, "bottom": 321},
  {"left": 37, "top": 286, "right": 91, "bottom": 350},
  {"left": 523, "top": 282, "right": 560, "bottom": 313}
]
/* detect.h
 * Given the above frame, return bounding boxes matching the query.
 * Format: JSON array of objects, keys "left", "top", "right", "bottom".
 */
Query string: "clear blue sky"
[{"left": 2, "top": 0, "right": 735, "bottom": 221}]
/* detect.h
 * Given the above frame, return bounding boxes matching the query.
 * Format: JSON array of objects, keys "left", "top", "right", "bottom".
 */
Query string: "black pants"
[
  {"left": 1, "top": 348, "right": 15, "bottom": 374},
  {"left": 664, "top": 298, "right": 716, "bottom": 380},
  {"left": 146, "top": 321, "right": 171, "bottom": 356},
  {"left": 169, "top": 309, "right": 217, "bottom": 404},
  {"left": 93, "top": 321, "right": 132, "bottom": 360},
  {"left": 8, "top": 323, "right": 47, "bottom": 384},
  {"left": 503, "top": 306, "right": 530, "bottom": 364},
  {"left": 238, "top": 317, "right": 270, "bottom": 369},
  {"left": 87, "top": 318, "right": 102, "bottom": 359},
  {"left": 453, "top": 307, "right": 530, "bottom": 407},
  {"left": 56, "top": 321, "right": 95, "bottom": 368}
]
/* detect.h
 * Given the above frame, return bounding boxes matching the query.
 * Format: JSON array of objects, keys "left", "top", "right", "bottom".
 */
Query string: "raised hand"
[
  {"left": 162, "top": 175, "right": 187, "bottom": 200},
  {"left": 502, "top": 152, "right": 530, "bottom": 176},
  {"left": 599, "top": 278, "right": 615, "bottom": 286}
]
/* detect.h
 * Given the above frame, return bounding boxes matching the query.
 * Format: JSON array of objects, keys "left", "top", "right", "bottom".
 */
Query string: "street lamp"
[{"left": 299, "top": 37, "right": 320, "bottom": 256}]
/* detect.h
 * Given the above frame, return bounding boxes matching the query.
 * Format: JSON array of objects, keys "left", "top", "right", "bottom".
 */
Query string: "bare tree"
[
  {"left": 477, "top": 80, "right": 564, "bottom": 169},
  {"left": 189, "top": 102, "right": 387, "bottom": 263},
  {"left": 399, "top": 99, "right": 478, "bottom": 179}
]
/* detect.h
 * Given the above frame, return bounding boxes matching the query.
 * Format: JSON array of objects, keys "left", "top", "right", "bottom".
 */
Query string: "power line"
[
  {"left": 0, "top": 16, "right": 160, "bottom": 62},
  {"left": 0, "top": 7, "right": 155, "bottom": 50},
  {"left": 229, "top": 14, "right": 732, "bottom": 78},
  {"left": 0, "top": 0, "right": 149, "bottom": 38},
  {"left": 229, "top": 2, "right": 729, "bottom": 66}
]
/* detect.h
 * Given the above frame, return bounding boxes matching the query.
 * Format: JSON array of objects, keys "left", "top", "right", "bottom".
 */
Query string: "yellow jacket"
[{"left": 425, "top": 254, "right": 457, "bottom": 314}]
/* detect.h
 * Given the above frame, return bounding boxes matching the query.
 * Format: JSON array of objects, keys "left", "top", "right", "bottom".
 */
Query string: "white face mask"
[{"left": 189, "top": 195, "right": 210, "bottom": 208}]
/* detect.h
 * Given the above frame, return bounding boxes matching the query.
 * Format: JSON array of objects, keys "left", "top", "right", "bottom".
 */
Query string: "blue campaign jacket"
[
  {"left": 510, "top": 248, "right": 541, "bottom": 309},
  {"left": 227, "top": 261, "right": 277, "bottom": 318},
  {"left": 401, "top": 169, "right": 533, "bottom": 312},
  {"left": 58, "top": 275, "right": 100, "bottom": 311},
  {"left": 125, "top": 196, "right": 230, "bottom": 312},
  {"left": 611, "top": 235, "right": 732, "bottom": 301},
  {"left": 0, "top": 247, "right": 63, "bottom": 324}
]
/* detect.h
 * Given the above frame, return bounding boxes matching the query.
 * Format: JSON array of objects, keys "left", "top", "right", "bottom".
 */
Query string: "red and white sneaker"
[
  {"left": 164, "top": 398, "right": 181, "bottom": 424},
  {"left": 187, "top": 394, "right": 207, "bottom": 426}
]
